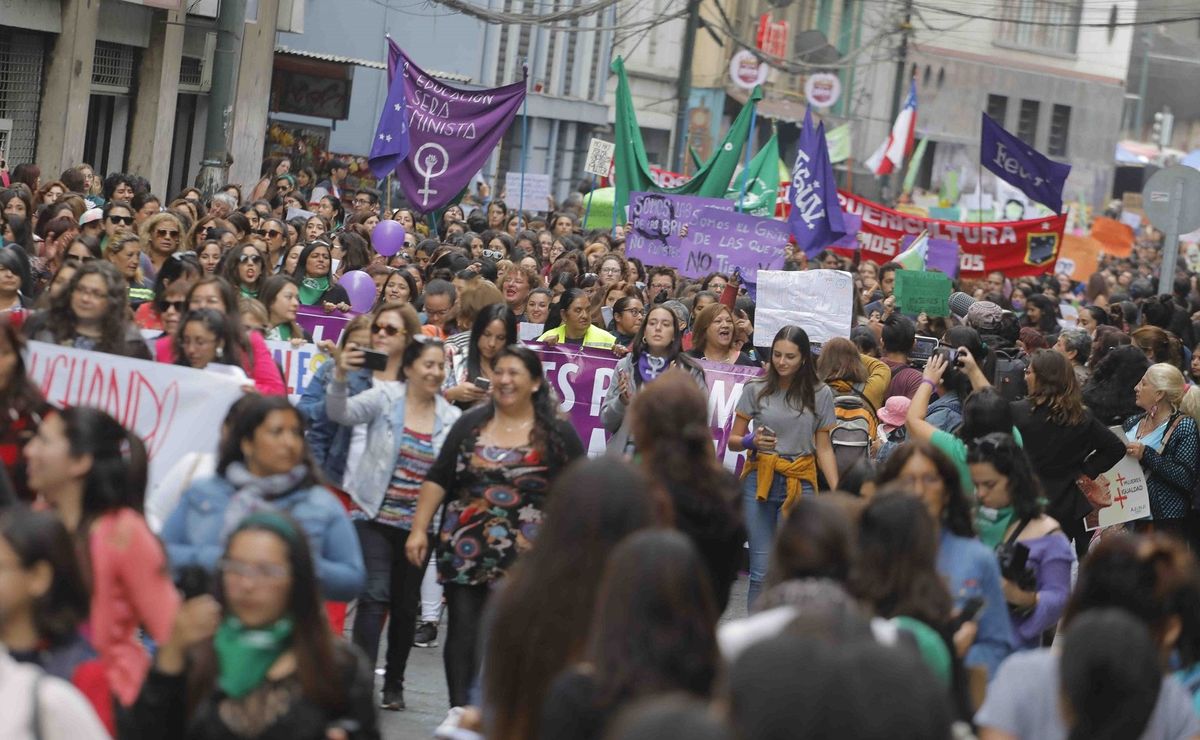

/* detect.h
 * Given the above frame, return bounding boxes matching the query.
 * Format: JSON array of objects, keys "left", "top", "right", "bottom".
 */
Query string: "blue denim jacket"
[
  {"left": 925, "top": 391, "right": 963, "bottom": 436},
  {"left": 297, "top": 360, "right": 373, "bottom": 484},
  {"left": 161, "top": 474, "right": 366, "bottom": 601}
]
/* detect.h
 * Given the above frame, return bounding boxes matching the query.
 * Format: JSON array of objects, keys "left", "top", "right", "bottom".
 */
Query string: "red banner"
[{"left": 836, "top": 191, "right": 1064, "bottom": 278}]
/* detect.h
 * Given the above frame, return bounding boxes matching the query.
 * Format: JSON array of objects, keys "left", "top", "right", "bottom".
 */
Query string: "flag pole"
[
  {"left": 583, "top": 174, "right": 596, "bottom": 228},
  {"left": 385, "top": 173, "right": 392, "bottom": 214},
  {"left": 736, "top": 89, "right": 760, "bottom": 213},
  {"left": 518, "top": 61, "right": 530, "bottom": 229}
]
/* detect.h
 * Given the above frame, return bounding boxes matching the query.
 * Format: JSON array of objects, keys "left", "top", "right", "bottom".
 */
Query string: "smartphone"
[
  {"left": 473, "top": 376, "right": 492, "bottom": 391},
  {"left": 360, "top": 348, "right": 388, "bottom": 371},
  {"left": 949, "top": 596, "right": 986, "bottom": 633},
  {"left": 759, "top": 425, "right": 776, "bottom": 437}
]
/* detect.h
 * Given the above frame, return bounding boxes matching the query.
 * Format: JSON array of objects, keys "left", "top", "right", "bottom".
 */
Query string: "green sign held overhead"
[{"left": 894, "top": 270, "right": 952, "bottom": 317}]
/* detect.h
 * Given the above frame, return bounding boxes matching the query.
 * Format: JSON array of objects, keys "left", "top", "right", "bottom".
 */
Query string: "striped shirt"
[{"left": 376, "top": 427, "right": 436, "bottom": 530}]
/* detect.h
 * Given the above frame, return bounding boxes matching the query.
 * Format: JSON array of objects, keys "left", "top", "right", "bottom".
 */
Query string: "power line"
[{"left": 906, "top": 1, "right": 1200, "bottom": 28}]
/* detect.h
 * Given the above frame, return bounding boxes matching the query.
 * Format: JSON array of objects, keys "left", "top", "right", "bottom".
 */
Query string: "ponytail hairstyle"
[{"left": 1132, "top": 326, "right": 1183, "bottom": 370}]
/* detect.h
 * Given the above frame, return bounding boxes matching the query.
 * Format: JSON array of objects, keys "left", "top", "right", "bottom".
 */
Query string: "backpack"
[
  {"left": 991, "top": 348, "right": 1028, "bottom": 402},
  {"left": 830, "top": 383, "right": 878, "bottom": 477}
]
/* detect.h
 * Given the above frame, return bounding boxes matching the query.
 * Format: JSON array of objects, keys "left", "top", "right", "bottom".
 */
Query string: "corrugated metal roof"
[{"left": 273, "top": 46, "right": 472, "bottom": 84}]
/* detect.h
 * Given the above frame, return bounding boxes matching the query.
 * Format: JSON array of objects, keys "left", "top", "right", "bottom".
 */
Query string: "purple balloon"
[
  {"left": 339, "top": 270, "right": 376, "bottom": 314},
  {"left": 372, "top": 219, "right": 406, "bottom": 257}
]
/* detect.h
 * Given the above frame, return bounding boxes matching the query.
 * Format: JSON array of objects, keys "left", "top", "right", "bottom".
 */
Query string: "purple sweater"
[{"left": 1012, "top": 533, "right": 1074, "bottom": 649}]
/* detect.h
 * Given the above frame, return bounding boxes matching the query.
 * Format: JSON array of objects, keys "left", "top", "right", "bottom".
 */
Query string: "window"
[
  {"left": 1017, "top": 99, "right": 1040, "bottom": 146},
  {"left": 987, "top": 94, "right": 1009, "bottom": 126},
  {"left": 1048, "top": 104, "right": 1071, "bottom": 156},
  {"left": 995, "top": 0, "right": 1083, "bottom": 54}
]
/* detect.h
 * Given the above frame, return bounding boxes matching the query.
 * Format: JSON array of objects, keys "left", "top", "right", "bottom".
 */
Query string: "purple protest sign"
[
  {"left": 682, "top": 207, "right": 788, "bottom": 283},
  {"left": 829, "top": 212, "right": 861, "bottom": 250},
  {"left": 295, "top": 306, "right": 354, "bottom": 345},
  {"left": 624, "top": 191, "right": 732, "bottom": 269},
  {"left": 900, "top": 233, "right": 960, "bottom": 278},
  {"left": 530, "top": 343, "right": 763, "bottom": 471},
  {"left": 386, "top": 40, "right": 526, "bottom": 213}
]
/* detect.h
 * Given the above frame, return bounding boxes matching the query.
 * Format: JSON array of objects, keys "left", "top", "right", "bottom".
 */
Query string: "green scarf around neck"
[
  {"left": 976, "top": 505, "right": 1016, "bottom": 549},
  {"left": 213, "top": 615, "right": 294, "bottom": 698},
  {"left": 298, "top": 275, "right": 329, "bottom": 305}
]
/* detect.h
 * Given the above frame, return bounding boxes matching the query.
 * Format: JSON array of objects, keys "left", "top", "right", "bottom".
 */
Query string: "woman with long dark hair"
[
  {"left": 966, "top": 433, "right": 1072, "bottom": 651},
  {"left": 23, "top": 408, "right": 180, "bottom": 717},
  {"left": 602, "top": 304, "right": 707, "bottom": 455},
  {"left": 630, "top": 369, "right": 745, "bottom": 611},
  {"left": 538, "top": 287, "right": 615, "bottom": 349},
  {"left": 170, "top": 309, "right": 249, "bottom": 380},
  {"left": 405, "top": 345, "right": 584, "bottom": 709},
  {"left": 0, "top": 317, "right": 49, "bottom": 502},
  {"left": 161, "top": 395, "right": 365, "bottom": 601},
  {"left": 326, "top": 337, "right": 461, "bottom": 711},
  {"left": 22, "top": 260, "right": 152, "bottom": 359},
  {"left": 259, "top": 274, "right": 307, "bottom": 342},
  {"left": 483, "top": 459, "right": 660, "bottom": 740},
  {"left": 291, "top": 240, "right": 350, "bottom": 311},
  {"left": 728, "top": 325, "right": 838, "bottom": 607},
  {"left": 126, "top": 511, "right": 379, "bottom": 740},
  {"left": 1021, "top": 293, "right": 1060, "bottom": 335},
  {"left": 877, "top": 441, "right": 1014, "bottom": 679},
  {"left": 539, "top": 530, "right": 720, "bottom": 740},
  {"left": 444, "top": 304, "right": 517, "bottom": 408},
  {"left": 219, "top": 243, "right": 268, "bottom": 298}
]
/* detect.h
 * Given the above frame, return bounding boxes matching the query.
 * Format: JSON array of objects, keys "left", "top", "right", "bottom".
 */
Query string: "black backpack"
[{"left": 992, "top": 348, "right": 1028, "bottom": 402}]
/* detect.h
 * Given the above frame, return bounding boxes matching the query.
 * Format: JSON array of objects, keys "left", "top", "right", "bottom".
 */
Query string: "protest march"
[{"left": 5, "top": 7, "right": 1200, "bottom": 740}]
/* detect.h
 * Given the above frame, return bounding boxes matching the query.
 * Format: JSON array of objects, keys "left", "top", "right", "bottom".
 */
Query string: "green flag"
[
  {"left": 825, "top": 123, "right": 851, "bottom": 164},
  {"left": 725, "top": 132, "right": 781, "bottom": 217},
  {"left": 611, "top": 56, "right": 762, "bottom": 224},
  {"left": 902, "top": 137, "right": 928, "bottom": 194},
  {"left": 688, "top": 144, "right": 704, "bottom": 171}
]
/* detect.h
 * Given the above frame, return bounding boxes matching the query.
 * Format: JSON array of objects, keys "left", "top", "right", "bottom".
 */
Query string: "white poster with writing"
[{"left": 752, "top": 269, "right": 854, "bottom": 346}]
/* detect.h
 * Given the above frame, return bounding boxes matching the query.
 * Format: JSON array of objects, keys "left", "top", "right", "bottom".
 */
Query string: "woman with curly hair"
[
  {"left": 405, "top": 345, "right": 584, "bottom": 709},
  {"left": 22, "top": 261, "right": 151, "bottom": 359}
]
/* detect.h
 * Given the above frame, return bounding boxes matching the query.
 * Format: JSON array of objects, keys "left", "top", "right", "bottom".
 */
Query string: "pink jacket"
[
  {"left": 88, "top": 509, "right": 180, "bottom": 707},
  {"left": 154, "top": 330, "right": 286, "bottom": 395}
]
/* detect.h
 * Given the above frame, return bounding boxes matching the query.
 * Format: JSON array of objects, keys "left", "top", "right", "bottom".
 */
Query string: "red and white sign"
[
  {"left": 804, "top": 73, "right": 841, "bottom": 109},
  {"left": 729, "top": 50, "right": 769, "bottom": 91},
  {"left": 757, "top": 15, "right": 789, "bottom": 58}
]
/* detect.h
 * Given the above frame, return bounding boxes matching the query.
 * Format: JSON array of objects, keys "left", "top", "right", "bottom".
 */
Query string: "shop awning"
[{"left": 273, "top": 46, "right": 471, "bottom": 83}]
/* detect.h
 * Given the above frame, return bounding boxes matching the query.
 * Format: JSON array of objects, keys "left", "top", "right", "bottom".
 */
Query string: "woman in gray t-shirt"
[{"left": 728, "top": 325, "right": 839, "bottom": 608}]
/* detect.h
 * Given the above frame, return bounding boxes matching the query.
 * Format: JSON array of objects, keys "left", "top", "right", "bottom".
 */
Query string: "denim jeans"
[
  {"left": 742, "top": 471, "right": 813, "bottom": 609},
  {"left": 350, "top": 520, "right": 429, "bottom": 687}
]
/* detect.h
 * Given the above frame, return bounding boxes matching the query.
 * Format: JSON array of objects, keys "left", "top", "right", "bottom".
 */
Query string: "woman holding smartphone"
[{"left": 728, "top": 325, "right": 839, "bottom": 608}]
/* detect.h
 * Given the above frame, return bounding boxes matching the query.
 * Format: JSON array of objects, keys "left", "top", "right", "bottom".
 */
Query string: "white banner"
[
  {"left": 23, "top": 341, "right": 245, "bottom": 492},
  {"left": 265, "top": 340, "right": 332, "bottom": 404},
  {"left": 753, "top": 269, "right": 854, "bottom": 346}
]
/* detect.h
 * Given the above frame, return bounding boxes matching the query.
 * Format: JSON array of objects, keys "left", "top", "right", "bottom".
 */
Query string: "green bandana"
[
  {"left": 298, "top": 275, "right": 329, "bottom": 306},
  {"left": 976, "top": 505, "right": 1016, "bottom": 549},
  {"left": 213, "top": 615, "right": 294, "bottom": 698},
  {"left": 239, "top": 285, "right": 258, "bottom": 299}
]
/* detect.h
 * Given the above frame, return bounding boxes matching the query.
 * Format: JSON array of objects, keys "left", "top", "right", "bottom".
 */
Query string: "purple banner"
[
  {"left": 530, "top": 343, "right": 763, "bottom": 471},
  {"left": 387, "top": 40, "right": 526, "bottom": 213},
  {"left": 683, "top": 207, "right": 788, "bottom": 283},
  {"left": 296, "top": 306, "right": 354, "bottom": 345},
  {"left": 624, "top": 191, "right": 732, "bottom": 269},
  {"left": 789, "top": 107, "right": 847, "bottom": 257}
]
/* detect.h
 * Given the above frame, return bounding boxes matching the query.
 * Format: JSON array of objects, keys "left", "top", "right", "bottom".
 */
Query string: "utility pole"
[
  {"left": 1135, "top": 28, "right": 1150, "bottom": 139},
  {"left": 197, "top": 0, "right": 247, "bottom": 196},
  {"left": 671, "top": 0, "right": 703, "bottom": 173},
  {"left": 886, "top": 0, "right": 913, "bottom": 200}
]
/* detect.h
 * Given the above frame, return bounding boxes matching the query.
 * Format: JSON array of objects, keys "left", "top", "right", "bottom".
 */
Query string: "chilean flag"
[{"left": 865, "top": 80, "right": 918, "bottom": 176}]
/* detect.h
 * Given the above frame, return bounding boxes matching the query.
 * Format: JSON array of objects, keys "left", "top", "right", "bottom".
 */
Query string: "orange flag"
[
  {"left": 1055, "top": 234, "right": 1101, "bottom": 281},
  {"left": 1090, "top": 216, "right": 1134, "bottom": 257}
]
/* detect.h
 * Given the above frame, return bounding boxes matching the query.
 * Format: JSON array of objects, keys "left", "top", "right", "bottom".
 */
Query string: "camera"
[
  {"left": 931, "top": 346, "right": 966, "bottom": 370},
  {"left": 996, "top": 540, "right": 1037, "bottom": 593}
]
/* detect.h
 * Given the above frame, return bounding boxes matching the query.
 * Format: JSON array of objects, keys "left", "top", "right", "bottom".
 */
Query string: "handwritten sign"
[
  {"left": 624, "top": 192, "right": 733, "bottom": 267},
  {"left": 684, "top": 207, "right": 788, "bottom": 282},
  {"left": 584, "top": 139, "right": 615, "bottom": 177},
  {"left": 753, "top": 269, "right": 854, "bottom": 346},
  {"left": 1084, "top": 429, "right": 1153, "bottom": 531},
  {"left": 265, "top": 340, "right": 331, "bottom": 403},
  {"left": 894, "top": 269, "right": 952, "bottom": 317},
  {"left": 23, "top": 341, "right": 245, "bottom": 493},
  {"left": 504, "top": 172, "right": 552, "bottom": 212}
]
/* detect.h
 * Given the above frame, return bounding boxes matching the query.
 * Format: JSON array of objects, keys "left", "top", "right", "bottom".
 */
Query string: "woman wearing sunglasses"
[
  {"left": 100, "top": 200, "right": 135, "bottom": 247},
  {"left": 134, "top": 251, "right": 200, "bottom": 331},
  {"left": 256, "top": 217, "right": 289, "bottom": 271},
  {"left": 221, "top": 243, "right": 268, "bottom": 299},
  {"left": 138, "top": 212, "right": 187, "bottom": 284}
]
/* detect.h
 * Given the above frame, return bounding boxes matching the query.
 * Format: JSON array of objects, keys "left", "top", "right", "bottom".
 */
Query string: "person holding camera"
[
  {"left": 325, "top": 335, "right": 461, "bottom": 711},
  {"left": 966, "top": 433, "right": 1073, "bottom": 650}
]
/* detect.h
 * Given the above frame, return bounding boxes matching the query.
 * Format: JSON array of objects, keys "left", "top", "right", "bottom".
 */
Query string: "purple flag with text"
[
  {"left": 367, "top": 60, "right": 411, "bottom": 178},
  {"left": 386, "top": 39, "right": 526, "bottom": 213},
  {"left": 980, "top": 112, "right": 1071, "bottom": 214},
  {"left": 788, "top": 108, "right": 846, "bottom": 257}
]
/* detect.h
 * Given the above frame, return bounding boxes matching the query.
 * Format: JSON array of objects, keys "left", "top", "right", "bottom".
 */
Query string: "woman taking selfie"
[
  {"left": 603, "top": 304, "right": 707, "bottom": 456},
  {"left": 405, "top": 346, "right": 583, "bottom": 709},
  {"left": 126, "top": 512, "right": 379, "bottom": 740},
  {"left": 728, "top": 325, "right": 838, "bottom": 607},
  {"left": 326, "top": 337, "right": 461, "bottom": 711}
]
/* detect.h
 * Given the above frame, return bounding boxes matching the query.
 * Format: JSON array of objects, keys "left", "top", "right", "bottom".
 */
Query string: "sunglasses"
[
  {"left": 65, "top": 254, "right": 95, "bottom": 265},
  {"left": 108, "top": 215, "right": 134, "bottom": 225},
  {"left": 371, "top": 323, "right": 404, "bottom": 337},
  {"left": 482, "top": 249, "right": 503, "bottom": 260},
  {"left": 238, "top": 253, "right": 263, "bottom": 265},
  {"left": 255, "top": 229, "right": 284, "bottom": 238},
  {"left": 156, "top": 299, "right": 187, "bottom": 313},
  {"left": 155, "top": 228, "right": 180, "bottom": 239}
]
